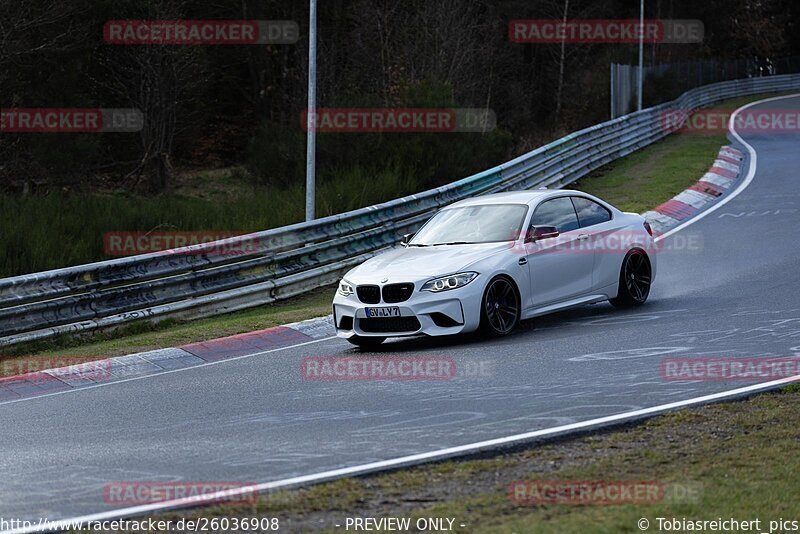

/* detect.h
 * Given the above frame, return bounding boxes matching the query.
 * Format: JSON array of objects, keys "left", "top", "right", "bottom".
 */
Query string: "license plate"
[{"left": 366, "top": 306, "right": 401, "bottom": 318}]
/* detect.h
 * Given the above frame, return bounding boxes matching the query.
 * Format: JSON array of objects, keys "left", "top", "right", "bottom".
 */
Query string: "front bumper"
[{"left": 332, "top": 283, "right": 483, "bottom": 338}]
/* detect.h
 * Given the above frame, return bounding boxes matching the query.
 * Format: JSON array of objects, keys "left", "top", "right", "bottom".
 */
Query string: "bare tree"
[
  {"left": 92, "top": 0, "right": 205, "bottom": 193},
  {"left": 0, "top": 0, "right": 88, "bottom": 189},
  {"left": 729, "top": 0, "right": 787, "bottom": 58},
  {"left": 347, "top": 0, "right": 501, "bottom": 106},
  {"left": 0, "top": 0, "right": 85, "bottom": 91}
]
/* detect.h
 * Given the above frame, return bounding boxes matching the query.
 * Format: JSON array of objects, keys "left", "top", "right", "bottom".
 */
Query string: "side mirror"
[
  {"left": 401, "top": 232, "right": 415, "bottom": 246},
  {"left": 526, "top": 225, "right": 559, "bottom": 243}
]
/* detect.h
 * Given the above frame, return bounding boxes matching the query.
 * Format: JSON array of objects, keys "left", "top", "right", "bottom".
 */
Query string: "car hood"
[{"left": 346, "top": 242, "right": 513, "bottom": 284}]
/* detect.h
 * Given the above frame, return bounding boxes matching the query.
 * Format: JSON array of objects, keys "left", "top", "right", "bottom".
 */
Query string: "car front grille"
[
  {"left": 356, "top": 285, "right": 380, "bottom": 304},
  {"left": 359, "top": 316, "right": 421, "bottom": 333},
  {"left": 382, "top": 283, "right": 414, "bottom": 303}
]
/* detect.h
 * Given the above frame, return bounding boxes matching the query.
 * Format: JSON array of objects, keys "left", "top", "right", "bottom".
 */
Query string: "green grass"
[
  {"left": 573, "top": 91, "right": 794, "bottom": 213},
  {"left": 573, "top": 133, "right": 728, "bottom": 214},
  {"left": 0, "top": 166, "right": 421, "bottom": 278},
  {"left": 82, "top": 386, "right": 800, "bottom": 533}
]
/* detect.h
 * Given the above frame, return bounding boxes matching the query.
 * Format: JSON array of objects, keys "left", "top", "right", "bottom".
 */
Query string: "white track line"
[
  {"left": 6, "top": 94, "right": 800, "bottom": 534},
  {"left": 0, "top": 336, "right": 336, "bottom": 407},
  {"left": 8, "top": 374, "right": 800, "bottom": 534},
  {"left": 655, "top": 92, "right": 800, "bottom": 241}
]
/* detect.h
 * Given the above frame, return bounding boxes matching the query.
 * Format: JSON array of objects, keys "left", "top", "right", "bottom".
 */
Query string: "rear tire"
[
  {"left": 609, "top": 249, "right": 652, "bottom": 308},
  {"left": 347, "top": 335, "right": 386, "bottom": 348},
  {"left": 479, "top": 276, "right": 521, "bottom": 336}
]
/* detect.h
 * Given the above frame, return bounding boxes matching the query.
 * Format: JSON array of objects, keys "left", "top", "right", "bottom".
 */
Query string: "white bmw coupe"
[{"left": 332, "top": 190, "right": 656, "bottom": 347}]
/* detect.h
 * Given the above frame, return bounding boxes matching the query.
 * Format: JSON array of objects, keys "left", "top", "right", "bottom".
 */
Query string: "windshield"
[{"left": 409, "top": 203, "right": 528, "bottom": 246}]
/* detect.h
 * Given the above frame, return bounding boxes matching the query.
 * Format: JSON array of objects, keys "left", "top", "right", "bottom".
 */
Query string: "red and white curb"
[
  {"left": 643, "top": 145, "right": 744, "bottom": 235},
  {"left": 0, "top": 316, "right": 336, "bottom": 403}
]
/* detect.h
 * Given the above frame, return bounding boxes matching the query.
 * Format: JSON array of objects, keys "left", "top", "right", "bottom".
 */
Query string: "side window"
[
  {"left": 531, "top": 197, "right": 580, "bottom": 233},
  {"left": 571, "top": 197, "right": 612, "bottom": 227}
]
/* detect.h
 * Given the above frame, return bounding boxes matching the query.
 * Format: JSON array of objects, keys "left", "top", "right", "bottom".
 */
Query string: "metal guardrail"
[{"left": 2, "top": 74, "right": 799, "bottom": 347}]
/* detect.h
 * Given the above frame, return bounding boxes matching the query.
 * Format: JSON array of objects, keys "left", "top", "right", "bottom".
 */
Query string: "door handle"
[
  {"left": 518, "top": 257, "right": 528, "bottom": 265},
  {"left": 577, "top": 234, "right": 590, "bottom": 241}
]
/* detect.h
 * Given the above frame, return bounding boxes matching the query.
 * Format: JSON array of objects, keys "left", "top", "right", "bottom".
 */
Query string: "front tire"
[
  {"left": 347, "top": 335, "right": 386, "bottom": 348},
  {"left": 609, "top": 249, "right": 652, "bottom": 308},
  {"left": 479, "top": 276, "right": 521, "bottom": 336}
]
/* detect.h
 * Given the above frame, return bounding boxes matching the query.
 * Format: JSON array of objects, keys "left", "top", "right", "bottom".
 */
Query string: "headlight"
[
  {"left": 421, "top": 272, "right": 478, "bottom": 292},
  {"left": 337, "top": 279, "right": 354, "bottom": 297}
]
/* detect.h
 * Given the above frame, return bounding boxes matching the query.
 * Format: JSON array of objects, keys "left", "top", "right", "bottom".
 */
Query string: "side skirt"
[{"left": 521, "top": 293, "right": 611, "bottom": 320}]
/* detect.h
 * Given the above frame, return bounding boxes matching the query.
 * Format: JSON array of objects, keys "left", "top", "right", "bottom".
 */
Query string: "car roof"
[{"left": 447, "top": 189, "right": 589, "bottom": 208}]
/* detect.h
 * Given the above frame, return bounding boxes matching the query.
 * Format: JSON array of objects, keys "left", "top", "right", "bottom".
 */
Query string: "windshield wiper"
[
  {"left": 432, "top": 241, "right": 472, "bottom": 246},
  {"left": 407, "top": 243, "right": 430, "bottom": 247}
]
